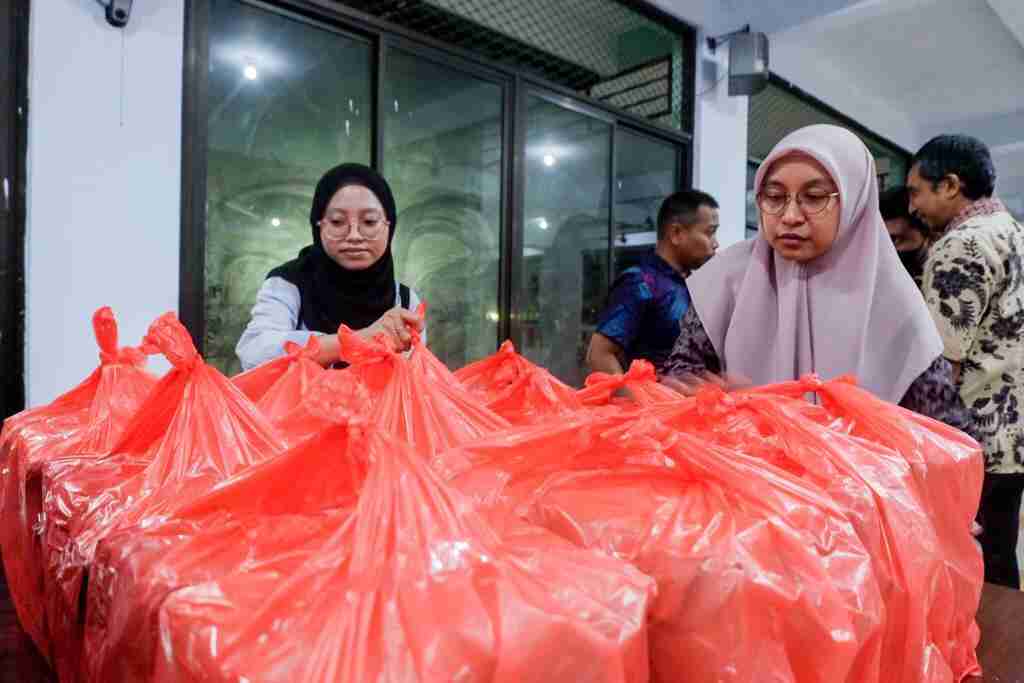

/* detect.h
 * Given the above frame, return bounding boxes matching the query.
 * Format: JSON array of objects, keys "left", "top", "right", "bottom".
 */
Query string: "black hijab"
[{"left": 268, "top": 164, "right": 398, "bottom": 334}]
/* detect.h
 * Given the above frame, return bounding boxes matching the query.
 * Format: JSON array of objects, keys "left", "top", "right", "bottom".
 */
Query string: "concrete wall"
[{"left": 25, "top": 0, "right": 184, "bottom": 405}]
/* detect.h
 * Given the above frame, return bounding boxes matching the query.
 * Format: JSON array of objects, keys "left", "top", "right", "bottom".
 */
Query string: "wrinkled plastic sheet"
[
  {"left": 0, "top": 307, "right": 157, "bottom": 662},
  {"left": 338, "top": 324, "right": 511, "bottom": 456},
  {"left": 8, "top": 308, "right": 985, "bottom": 683},
  {"left": 455, "top": 340, "right": 583, "bottom": 424},
  {"left": 577, "top": 360, "right": 682, "bottom": 408},
  {"left": 143, "top": 381, "right": 653, "bottom": 682},
  {"left": 442, "top": 408, "right": 888, "bottom": 683},
  {"left": 232, "top": 336, "right": 326, "bottom": 443},
  {"left": 39, "top": 313, "right": 284, "bottom": 682},
  {"left": 82, "top": 373, "right": 368, "bottom": 682}
]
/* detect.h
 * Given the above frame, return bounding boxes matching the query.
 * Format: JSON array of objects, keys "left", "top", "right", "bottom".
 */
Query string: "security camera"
[{"left": 101, "top": 0, "right": 133, "bottom": 28}]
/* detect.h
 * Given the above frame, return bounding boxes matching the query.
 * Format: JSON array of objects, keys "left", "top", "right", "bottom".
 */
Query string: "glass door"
[
  {"left": 382, "top": 45, "right": 505, "bottom": 369},
  {"left": 517, "top": 93, "right": 613, "bottom": 386}
]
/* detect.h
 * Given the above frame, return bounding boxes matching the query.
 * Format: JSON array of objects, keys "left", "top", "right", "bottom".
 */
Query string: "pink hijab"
[{"left": 686, "top": 124, "right": 943, "bottom": 403}]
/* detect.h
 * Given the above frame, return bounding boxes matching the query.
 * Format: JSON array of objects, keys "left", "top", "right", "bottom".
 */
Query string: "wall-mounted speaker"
[{"left": 729, "top": 32, "right": 769, "bottom": 96}]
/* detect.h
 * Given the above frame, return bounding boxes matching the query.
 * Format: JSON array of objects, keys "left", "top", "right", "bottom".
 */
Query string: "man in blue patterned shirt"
[{"left": 587, "top": 190, "right": 719, "bottom": 376}]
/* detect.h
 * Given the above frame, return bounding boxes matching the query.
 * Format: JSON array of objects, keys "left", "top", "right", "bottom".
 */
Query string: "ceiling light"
[
  {"left": 243, "top": 63, "right": 259, "bottom": 81},
  {"left": 270, "top": 217, "right": 281, "bottom": 227},
  {"left": 543, "top": 154, "right": 556, "bottom": 167},
  {"left": 537, "top": 218, "right": 549, "bottom": 230},
  {"left": 486, "top": 311, "right": 500, "bottom": 323}
]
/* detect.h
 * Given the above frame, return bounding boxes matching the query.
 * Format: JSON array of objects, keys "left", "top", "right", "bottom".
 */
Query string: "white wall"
[
  {"left": 691, "top": 33, "right": 749, "bottom": 249},
  {"left": 26, "top": 0, "right": 184, "bottom": 405}
]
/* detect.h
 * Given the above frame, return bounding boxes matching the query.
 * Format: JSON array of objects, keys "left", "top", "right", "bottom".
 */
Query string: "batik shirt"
[
  {"left": 595, "top": 251, "right": 691, "bottom": 374},
  {"left": 922, "top": 198, "right": 1024, "bottom": 473}
]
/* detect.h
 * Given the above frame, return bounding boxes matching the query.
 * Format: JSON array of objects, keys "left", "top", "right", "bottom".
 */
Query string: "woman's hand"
[
  {"left": 314, "top": 333, "right": 342, "bottom": 367},
  {"left": 358, "top": 307, "right": 424, "bottom": 352}
]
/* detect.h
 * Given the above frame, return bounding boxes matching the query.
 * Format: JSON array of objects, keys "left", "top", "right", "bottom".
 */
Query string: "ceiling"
[
  {"left": 773, "top": 0, "right": 1024, "bottom": 130},
  {"left": 774, "top": 0, "right": 1024, "bottom": 213},
  {"left": 655, "top": 0, "right": 1024, "bottom": 216}
]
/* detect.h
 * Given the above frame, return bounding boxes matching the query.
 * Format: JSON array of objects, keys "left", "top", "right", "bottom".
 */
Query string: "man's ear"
[
  {"left": 939, "top": 173, "right": 964, "bottom": 200},
  {"left": 668, "top": 223, "right": 687, "bottom": 245}
]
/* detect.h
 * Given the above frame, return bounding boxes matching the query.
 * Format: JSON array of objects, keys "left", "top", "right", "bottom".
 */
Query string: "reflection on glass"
[
  {"left": 746, "top": 161, "right": 760, "bottom": 239},
  {"left": 613, "top": 129, "right": 679, "bottom": 276},
  {"left": 382, "top": 50, "right": 503, "bottom": 369},
  {"left": 204, "top": 0, "right": 372, "bottom": 373},
  {"left": 520, "top": 96, "right": 611, "bottom": 386}
]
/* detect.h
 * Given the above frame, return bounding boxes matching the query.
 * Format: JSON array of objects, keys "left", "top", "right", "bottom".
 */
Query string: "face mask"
[{"left": 898, "top": 247, "right": 927, "bottom": 278}]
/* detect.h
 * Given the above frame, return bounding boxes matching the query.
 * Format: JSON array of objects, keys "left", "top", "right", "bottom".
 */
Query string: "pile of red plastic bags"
[{"left": 0, "top": 307, "right": 985, "bottom": 682}]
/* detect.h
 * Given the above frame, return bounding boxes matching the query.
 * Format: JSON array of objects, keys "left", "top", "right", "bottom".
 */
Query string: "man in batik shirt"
[
  {"left": 909, "top": 134, "right": 1024, "bottom": 588},
  {"left": 587, "top": 190, "right": 719, "bottom": 376}
]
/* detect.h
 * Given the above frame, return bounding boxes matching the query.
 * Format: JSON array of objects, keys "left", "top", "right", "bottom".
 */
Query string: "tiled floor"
[{"left": 0, "top": 567, "right": 55, "bottom": 683}]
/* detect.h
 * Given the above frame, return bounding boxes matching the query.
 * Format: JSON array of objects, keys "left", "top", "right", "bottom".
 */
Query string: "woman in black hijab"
[{"left": 236, "top": 164, "right": 424, "bottom": 370}]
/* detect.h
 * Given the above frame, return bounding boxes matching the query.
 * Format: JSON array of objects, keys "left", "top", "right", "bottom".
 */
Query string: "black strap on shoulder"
[{"left": 399, "top": 283, "right": 411, "bottom": 310}]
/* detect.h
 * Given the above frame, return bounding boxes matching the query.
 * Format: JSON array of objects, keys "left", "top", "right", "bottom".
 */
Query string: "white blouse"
[{"left": 235, "top": 276, "right": 424, "bottom": 371}]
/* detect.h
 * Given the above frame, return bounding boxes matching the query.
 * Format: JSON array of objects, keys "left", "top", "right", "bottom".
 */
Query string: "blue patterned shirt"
[{"left": 595, "top": 251, "right": 691, "bottom": 374}]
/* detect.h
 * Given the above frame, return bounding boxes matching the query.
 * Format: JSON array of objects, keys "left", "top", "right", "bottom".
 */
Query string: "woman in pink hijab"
[{"left": 663, "top": 124, "right": 967, "bottom": 426}]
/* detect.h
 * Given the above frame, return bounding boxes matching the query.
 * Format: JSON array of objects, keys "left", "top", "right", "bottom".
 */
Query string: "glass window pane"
[
  {"left": 383, "top": 50, "right": 503, "bottom": 369},
  {"left": 519, "top": 96, "right": 612, "bottom": 386},
  {"left": 613, "top": 129, "right": 679, "bottom": 277},
  {"left": 746, "top": 160, "right": 760, "bottom": 239},
  {"left": 205, "top": 0, "right": 372, "bottom": 373}
]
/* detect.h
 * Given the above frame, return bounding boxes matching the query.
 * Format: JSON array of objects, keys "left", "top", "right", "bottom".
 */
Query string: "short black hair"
[
  {"left": 911, "top": 134, "right": 996, "bottom": 200},
  {"left": 879, "top": 186, "right": 931, "bottom": 238},
  {"left": 657, "top": 190, "right": 719, "bottom": 240}
]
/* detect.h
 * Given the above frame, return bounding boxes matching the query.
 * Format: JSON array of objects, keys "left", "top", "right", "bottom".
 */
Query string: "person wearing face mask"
[
  {"left": 236, "top": 163, "right": 424, "bottom": 370},
  {"left": 661, "top": 125, "right": 966, "bottom": 431},
  {"left": 879, "top": 186, "right": 932, "bottom": 289}
]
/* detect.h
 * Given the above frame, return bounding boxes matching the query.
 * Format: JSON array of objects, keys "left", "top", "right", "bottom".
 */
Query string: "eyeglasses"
[
  {"left": 756, "top": 190, "right": 839, "bottom": 216},
  {"left": 318, "top": 216, "right": 388, "bottom": 241}
]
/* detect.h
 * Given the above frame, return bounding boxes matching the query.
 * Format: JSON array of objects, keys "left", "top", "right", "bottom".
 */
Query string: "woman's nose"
[{"left": 781, "top": 198, "right": 805, "bottom": 225}]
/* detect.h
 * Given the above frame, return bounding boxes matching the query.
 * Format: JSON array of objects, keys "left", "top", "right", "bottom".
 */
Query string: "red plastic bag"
[
  {"left": 577, "top": 360, "right": 681, "bottom": 408},
  {"left": 231, "top": 336, "right": 325, "bottom": 428},
  {"left": 0, "top": 307, "right": 157, "bottom": 661},
  {"left": 83, "top": 372, "right": 369, "bottom": 683},
  {"left": 760, "top": 375, "right": 985, "bottom": 680},
  {"left": 338, "top": 323, "right": 510, "bottom": 456},
  {"left": 454, "top": 340, "right": 583, "bottom": 424},
  {"left": 39, "top": 312, "right": 283, "bottom": 682},
  {"left": 443, "top": 408, "right": 885, "bottom": 683},
  {"left": 648, "top": 382, "right": 984, "bottom": 682},
  {"left": 153, "top": 394, "right": 654, "bottom": 683}
]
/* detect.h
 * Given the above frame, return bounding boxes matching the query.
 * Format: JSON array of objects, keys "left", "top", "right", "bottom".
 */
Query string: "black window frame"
[
  {"left": 0, "top": 0, "right": 29, "bottom": 419},
  {"left": 180, "top": 0, "right": 695, "bottom": 356}
]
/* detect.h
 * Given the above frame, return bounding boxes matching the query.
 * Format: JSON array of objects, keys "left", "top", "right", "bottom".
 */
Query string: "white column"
[
  {"left": 25, "top": 1, "right": 185, "bottom": 405},
  {"left": 691, "top": 31, "right": 750, "bottom": 249}
]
